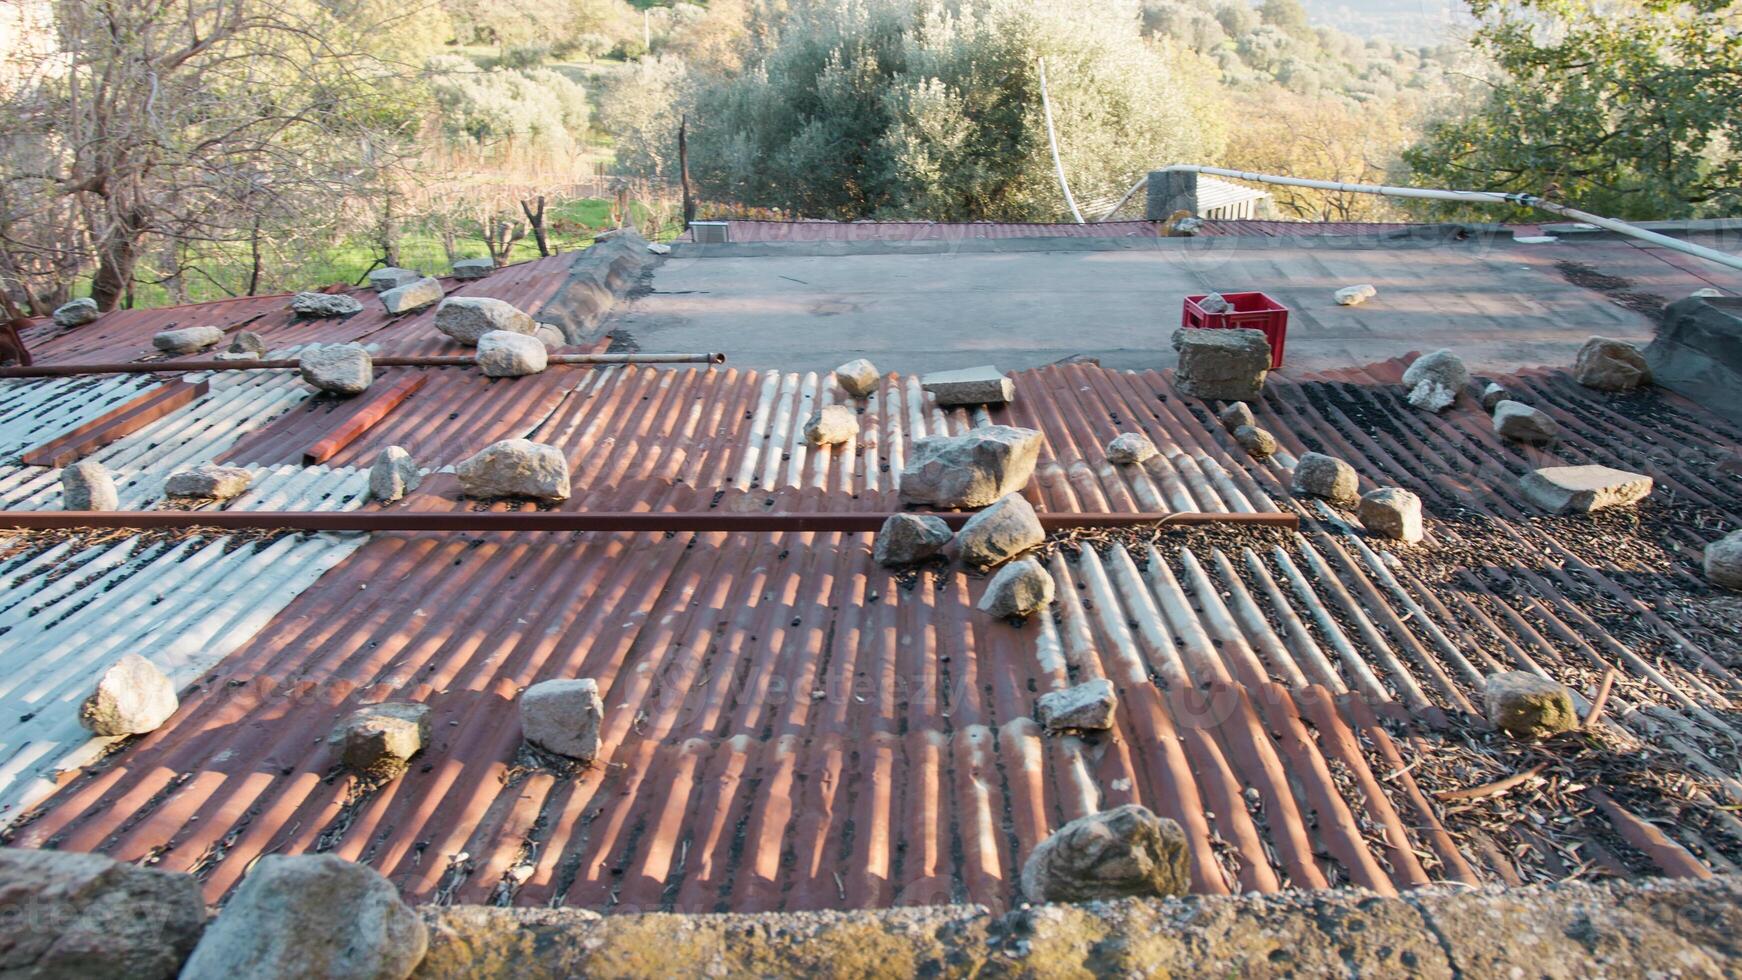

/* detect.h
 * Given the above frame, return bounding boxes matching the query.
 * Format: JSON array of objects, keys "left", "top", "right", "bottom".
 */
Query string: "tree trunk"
[
  {"left": 521, "top": 196, "right": 550, "bottom": 257},
  {"left": 247, "top": 219, "right": 264, "bottom": 295},
  {"left": 680, "top": 116, "right": 695, "bottom": 230}
]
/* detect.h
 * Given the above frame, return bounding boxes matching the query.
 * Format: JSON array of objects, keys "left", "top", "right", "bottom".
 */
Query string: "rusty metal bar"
[
  {"left": 0, "top": 510, "right": 1299, "bottom": 533},
  {"left": 301, "top": 374, "right": 429, "bottom": 465},
  {"left": 20, "top": 379, "right": 210, "bottom": 467},
  {"left": 0, "top": 351, "right": 727, "bottom": 378}
]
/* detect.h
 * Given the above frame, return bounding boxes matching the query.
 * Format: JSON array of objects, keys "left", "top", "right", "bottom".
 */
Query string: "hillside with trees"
[{"left": 0, "top": 0, "right": 1731, "bottom": 313}]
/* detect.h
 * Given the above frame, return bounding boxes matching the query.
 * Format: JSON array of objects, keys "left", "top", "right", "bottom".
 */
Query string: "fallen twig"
[
  {"left": 1434, "top": 763, "right": 1548, "bottom": 802},
  {"left": 1584, "top": 669, "right": 1618, "bottom": 729}
]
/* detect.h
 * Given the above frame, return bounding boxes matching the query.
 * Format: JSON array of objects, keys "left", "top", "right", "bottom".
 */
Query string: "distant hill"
[{"left": 1300, "top": 0, "right": 1471, "bottom": 45}]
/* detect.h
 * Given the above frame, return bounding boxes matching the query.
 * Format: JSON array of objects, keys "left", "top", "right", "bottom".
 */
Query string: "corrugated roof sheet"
[{"left": 7, "top": 358, "right": 1737, "bottom": 911}]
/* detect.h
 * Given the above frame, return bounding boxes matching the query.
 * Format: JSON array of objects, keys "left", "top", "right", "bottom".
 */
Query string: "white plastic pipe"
[
  {"left": 1036, "top": 58, "right": 1085, "bottom": 224},
  {"left": 1106, "top": 165, "right": 1742, "bottom": 274}
]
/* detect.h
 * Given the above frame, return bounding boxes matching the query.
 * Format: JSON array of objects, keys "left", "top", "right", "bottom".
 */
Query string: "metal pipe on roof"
[
  {"left": 0, "top": 351, "right": 728, "bottom": 378},
  {"left": 1110, "top": 166, "right": 1742, "bottom": 273},
  {"left": 0, "top": 510, "right": 1300, "bottom": 533}
]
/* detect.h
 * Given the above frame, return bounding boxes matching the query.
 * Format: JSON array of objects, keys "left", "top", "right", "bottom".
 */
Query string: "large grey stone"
[
  {"left": 0, "top": 847, "right": 205, "bottom": 980},
  {"left": 1480, "top": 382, "right": 1513, "bottom": 412},
  {"left": 329, "top": 702, "right": 430, "bottom": 774},
  {"left": 920, "top": 365, "right": 1015, "bottom": 406},
  {"left": 379, "top": 277, "right": 443, "bottom": 315},
  {"left": 1291, "top": 452, "right": 1359, "bottom": 507},
  {"left": 1402, "top": 349, "right": 1469, "bottom": 412},
  {"left": 1484, "top": 671, "right": 1578, "bottom": 738},
  {"left": 1358, "top": 487, "right": 1424, "bottom": 543},
  {"left": 519, "top": 679, "right": 604, "bottom": 762},
  {"left": 1104, "top": 432, "right": 1157, "bottom": 465},
  {"left": 434, "top": 297, "right": 535, "bottom": 346},
  {"left": 163, "top": 465, "right": 252, "bottom": 500},
  {"left": 367, "top": 267, "right": 422, "bottom": 293},
  {"left": 1704, "top": 530, "right": 1742, "bottom": 590},
  {"left": 873, "top": 513, "right": 953, "bottom": 566},
  {"left": 475, "top": 331, "right": 547, "bottom": 377},
  {"left": 1521, "top": 465, "right": 1652, "bottom": 514},
  {"left": 1020, "top": 804, "right": 1190, "bottom": 904},
  {"left": 1492, "top": 400, "right": 1558, "bottom": 444},
  {"left": 1234, "top": 424, "right": 1277, "bottom": 459},
  {"left": 151, "top": 326, "right": 223, "bottom": 354},
  {"left": 179, "top": 854, "right": 427, "bottom": 980},
  {"left": 51, "top": 297, "right": 100, "bottom": 327},
  {"left": 290, "top": 291, "right": 363, "bottom": 317},
  {"left": 299, "top": 343, "right": 373, "bottom": 395},
  {"left": 456, "top": 439, "right": 570, "bottom": 501},
  {"left": 451, "top": 257, "right": 496, "bottom": 280},
  {"left": 954, "top": 493, "right": 1044, "bottom": 569},
  {"left": 228, "top": 330, "right": 267, "bottom": 356},
  {"left": 62, "top": 460, "right": 118, "bottom": 511},
  {"left": 898, "top": 425, "right": 1042, "bottom": 509},
  {"left": 368, "top": 446, "right": 420, "bottom": 503},
  {"left": 79, "top": 653, "right": 178, "bottom": 736},
  {"left": 834, "top": 359, "right": 880, "bottom": 398},
  {"left": 977, "top": 557, "right": 1054, "bottom": 620},
  {"left": 1574, "top": 337, "right": 1651, "bottom": 391},
  {"left": 802, "top": 405, "right": 857, "bottom": 447},
  {"left": 1037, "top": 677, "right": 1117, "bottom": 732},
  {"left": 1171, "top": 328, "right": 1270, "bottom": 402}
]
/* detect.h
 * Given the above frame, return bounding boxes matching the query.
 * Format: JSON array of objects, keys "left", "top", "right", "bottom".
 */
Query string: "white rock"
[
  {"left": 329, "top": 701, "right": 430, "bottom": 773},
  {"left": 52, "top": 297, "right": 100, "bottom": 327},
  {"left": 1197, "top": 292, "right": 1232, "bottom": 314},
  {"left": 920, "top": 365, "right": 1015, "bottom": 406},
  {"left": 1234, "top": 424, "right": 1278, "bottom": 459},
  {"left": 1036, "top": 678, "right": 1117, "bottom": 732},
  {"left": 62, "top": 460, "right": 119, "bottom": 511},
  {"left": 164, "top": 464, "right": 252, "bottom": 500},
  {"left": 1691, "top": 287, "right": 1723, "bottom": 299},
  {"left": 1173, "top": 328, "right": 1271, "bottom": 402},
  {"left": 1358, "top": 487, "right": 1424, "bottom": 543},
  {"left": 519, "top": 678, "right": 605, "bottom": 762},
  {"left": 955, "top": 493, "right": 1044, "bottom": 569},
  {"left": 1705, "top": 530, "right": 1742, "bottom": 590},
  {"left": 379, "top": 276, "right": 443, "bottom": 315},
  {"left": 229, "top": 330, "right": 267, "bottom": 355},
  {"left": 898, "top": 425, "right": 1042, "bottom": 509},
  {"left": 0, "top": 848, "right": 205, "bottom": 979},
  {"left": 299, "top": 343, "right": 373, "bottom": 395},
  {"left": 434, "top": 296, "right": 536, "bottom": 345},
  {"left": 1105, "top": 432, "right": 1158, "bottom": 465},
  {"left": 1521, "top": 465, "right": 1652, "bottom": 514},
  {"left": 179, "top": 854, "right": 427, "bottom": 980},
  {"left": 151, "top": 326, "right": 224, "bottom": 354},
  {"left": 368, "top": 446, "right": 420, "bottom": 503},
  {"left": 803, "top": 404, "right": 858, "bottom": 447},
  {"left": 1402, "top": 349, "right": 1469, "bottom": 412},
  {"left": 1291, "top": 452, "right": 1359, "bottom": 507},
  {"left": 456, "top": 439, "right": 570, "bottom": 501},
  {"left": 290, "top": 291, "right": 363, "bottom": 317},
  {"left": 1218, "top": 402, "right": 1255, "bottom": 431},
  {"left": 873, "top": 514, "right": 953, "bottom": 566},
  {"left": 367, "top": 267, "right": 422, "bottom": 293},
  {"left": 1334, "top": 284, "right": 1377, "bottom": 306},
  {"left": 977, "top": 557, "right": 1054, "bottom": 619},
  {"left": 534, "top": 324, "right": 566, "bottom": 349},
  {"left": 1480, "top": 382, "right": 1512, "bottom": 412},
  {"left": 476, "top": 330, "right": 548, "bottom": 377},
  {"left": 79, "top": 653, "right": 178, "bottom": 736},
  {"left": 834, "top": 358, "right": 881, "bottom": 398},
  {"left": 1493, "top": 400, "right": 1559, "bottom": 444}
]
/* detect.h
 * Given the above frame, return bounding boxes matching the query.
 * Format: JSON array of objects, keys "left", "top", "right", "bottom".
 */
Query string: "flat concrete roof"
[{"left": 607, "top": 231, "right": 1738, "bottom": 375}]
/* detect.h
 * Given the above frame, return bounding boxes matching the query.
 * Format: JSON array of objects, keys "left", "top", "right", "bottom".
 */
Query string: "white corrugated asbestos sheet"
[{"left": 0, "top": 356, "right": 367, "bottom": 823}]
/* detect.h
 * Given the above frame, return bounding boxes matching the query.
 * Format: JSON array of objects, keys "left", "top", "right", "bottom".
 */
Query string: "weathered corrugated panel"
[
  {"left": 17, "top": 253, "right": 581, "bottom": 364},
  {"left": 0, "top": 465, "right": 370, "bottom": 821},
  {"left": 693, "top": 220, "right": 1165, "bottom": 242},
  {"left": 0, "top": 375, "right": 160, "bottom": 460}
]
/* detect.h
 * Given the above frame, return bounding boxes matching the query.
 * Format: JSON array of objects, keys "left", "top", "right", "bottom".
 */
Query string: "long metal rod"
[
  {"left": 0, "top": 510, "right": 1299, "bottom": 533},
  {"left": 0, "top": 351, "right": 727, "bottom": 379},
  {"left": 1109, "top": 165, "right": 1742, "bottom": 273}
]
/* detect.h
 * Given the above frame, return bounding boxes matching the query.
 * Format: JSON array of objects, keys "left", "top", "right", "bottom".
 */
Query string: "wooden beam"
[{"left": 21, "top": 378, "right": 209, "bottom": 467}]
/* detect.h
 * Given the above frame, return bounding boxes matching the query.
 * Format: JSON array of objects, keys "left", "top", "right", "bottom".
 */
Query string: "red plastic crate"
[{"left": 1182, "top": 291, "right": 1288, "bottom": 369}]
